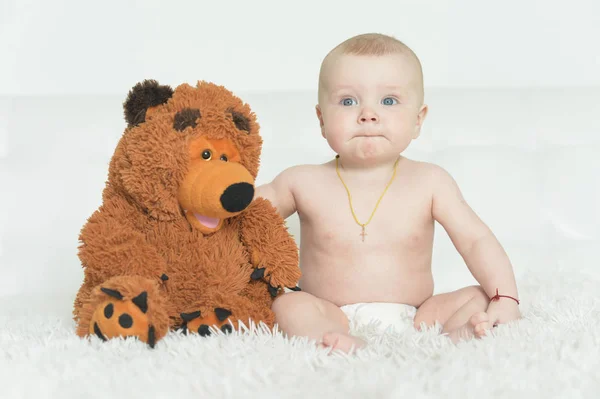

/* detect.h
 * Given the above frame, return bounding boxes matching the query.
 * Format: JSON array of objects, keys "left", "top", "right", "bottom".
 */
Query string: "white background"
[
  {"left": 1, "top": 0, "right": 600, "bottom": 95},
  {"left": 0, "top": 0, "right": 599, "bottom": 299}
]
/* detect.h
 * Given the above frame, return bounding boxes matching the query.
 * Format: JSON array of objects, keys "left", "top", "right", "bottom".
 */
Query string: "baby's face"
[{"left": 317, "top": 53, "right": 427, "bottom": 164}]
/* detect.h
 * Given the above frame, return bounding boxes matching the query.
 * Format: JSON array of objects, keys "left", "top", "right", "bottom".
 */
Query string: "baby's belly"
[{"left": 298, "top": 246, "right": 434, "bottom": 308}]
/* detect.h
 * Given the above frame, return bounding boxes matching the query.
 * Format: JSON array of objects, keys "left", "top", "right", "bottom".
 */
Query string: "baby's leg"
[
  {"left": 271, "top": 291, "right": 365, "bottom": 353},
  {"left": 414, "top": 285, "right": 490, "bottom": 343}
]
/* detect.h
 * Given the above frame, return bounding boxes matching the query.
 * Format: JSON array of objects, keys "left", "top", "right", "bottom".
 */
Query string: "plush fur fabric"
[{"left": 73, "top": 80, "right": 301, "bottom": 347}]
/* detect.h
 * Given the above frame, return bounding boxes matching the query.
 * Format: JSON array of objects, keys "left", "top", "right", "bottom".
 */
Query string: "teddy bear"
[{"left": 73, "top": 79, "right": 301, "bottom": 348}]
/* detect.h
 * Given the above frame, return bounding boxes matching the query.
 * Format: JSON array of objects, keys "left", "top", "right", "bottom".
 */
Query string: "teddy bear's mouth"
[{"left": 193, "top": 212, "right": 220, "bottom": 229}]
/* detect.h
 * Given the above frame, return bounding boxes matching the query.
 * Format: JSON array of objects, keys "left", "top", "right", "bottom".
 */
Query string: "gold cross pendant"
[{"left": 360, "top": 225, "right": 367, "bottom": 242}]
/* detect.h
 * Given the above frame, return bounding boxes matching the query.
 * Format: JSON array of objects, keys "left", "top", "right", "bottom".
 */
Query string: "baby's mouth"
[
  {"left": 354, "top": 135, "right": 386, "bottom": 140},
  {"left": 355, "top": 132, "right": 385, "bottom": 138}
]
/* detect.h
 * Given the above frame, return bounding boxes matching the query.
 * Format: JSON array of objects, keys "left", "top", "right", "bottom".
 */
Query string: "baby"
[{"left": 256, "top": 33, "right": 521, "bottom": 352}]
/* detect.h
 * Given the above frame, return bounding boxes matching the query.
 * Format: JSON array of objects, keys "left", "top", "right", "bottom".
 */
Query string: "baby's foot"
[
  {"left": 321, "top": 332, "right": 366, "bottom": 354},
  {"left": 447, "top": 311, "right": 491, "bottom": 343}
]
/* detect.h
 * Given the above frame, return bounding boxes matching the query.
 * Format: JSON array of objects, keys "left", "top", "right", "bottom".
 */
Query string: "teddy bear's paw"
[
  {"left": 250, "top": 267, "right": 301, "bottom": 298},
  {"left": 89, "top": 288, "right": 158, "bottom": 348},
  {"left": 180, "top": 307, "right": 234, "bottom": 336}
]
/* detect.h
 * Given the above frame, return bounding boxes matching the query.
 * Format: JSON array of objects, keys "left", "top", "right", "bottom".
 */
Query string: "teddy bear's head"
[{"left": 107, "top": 80, "right": 262, "bottom": 234}]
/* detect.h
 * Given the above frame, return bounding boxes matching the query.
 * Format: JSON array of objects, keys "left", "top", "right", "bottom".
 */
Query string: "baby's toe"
[
  {"left": 322, "top": 332, "right": 340, "bottom": 348},
  {"left": 469, "top": 312, "right": 491, "bottom": 338},
  {"left": 321, "top": 332, "right": 365, "bottom": 354},
  {"left": 469, "top": 311, "right": 489, "bottom": 327},
  {"left": 473, "top": 322, "right": 490, "bottom": 338}
]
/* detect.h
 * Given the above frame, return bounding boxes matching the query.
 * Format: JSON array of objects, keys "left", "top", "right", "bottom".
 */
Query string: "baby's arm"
[
  {"left": 254, "top": 167, "right": 298, "bottom": 219},
  {"left": 429, "top": 164, "right": 521, "bottom": 323}
]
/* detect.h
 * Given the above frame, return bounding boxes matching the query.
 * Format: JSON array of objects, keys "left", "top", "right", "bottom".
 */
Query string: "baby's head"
[{"left": 316, "top": 33, "right": 428, "bottom": 165}]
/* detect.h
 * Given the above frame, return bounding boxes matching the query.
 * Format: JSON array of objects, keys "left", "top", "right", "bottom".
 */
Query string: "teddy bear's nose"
[{"left": 220, "top": 183, "right": 254, "bottom": 213}]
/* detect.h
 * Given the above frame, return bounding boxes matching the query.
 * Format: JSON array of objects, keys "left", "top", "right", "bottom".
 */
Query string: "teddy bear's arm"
[
  {"left": 240, "top": 197, "right": 301, "bottom": 295},
  {"left": 78, "top": 210, "right": 168, "bottom": 287}
]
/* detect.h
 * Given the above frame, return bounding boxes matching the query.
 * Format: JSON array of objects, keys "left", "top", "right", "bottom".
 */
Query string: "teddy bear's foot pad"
[
  {"left": 90, "top": 288, "right": 157, "bottom": 348},
  {"left": 180, "top": 307, "right": 233, "bottom": 336}
]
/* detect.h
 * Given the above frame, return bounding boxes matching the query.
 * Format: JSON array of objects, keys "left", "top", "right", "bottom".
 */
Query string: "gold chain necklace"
[{"left": 335, "top": 155, "right": 399, "bottom": 242}]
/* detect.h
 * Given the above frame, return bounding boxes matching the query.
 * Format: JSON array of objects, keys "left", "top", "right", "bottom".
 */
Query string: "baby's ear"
[
  {"left": 315, "top": 105, "right": 324, "bottom": 127},
  {"left": 413, "top": 104, "right": 429, "bottom": 139},
  {"left": 315, "top": 105, "right": 326, "bottom": 138}
]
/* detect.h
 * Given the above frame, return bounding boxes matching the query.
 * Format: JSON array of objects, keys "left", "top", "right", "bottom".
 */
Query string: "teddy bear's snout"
[{"left": 220, "top": 182, "right": 254, "bottom": 213}]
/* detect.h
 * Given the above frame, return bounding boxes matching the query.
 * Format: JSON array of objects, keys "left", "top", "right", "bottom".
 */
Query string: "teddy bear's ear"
[
  {"left": 123, "top": 79, "right": 174, "bottom": 127},
  {"left": 227, "top": 108, "right": 251, "bottom": 133}
]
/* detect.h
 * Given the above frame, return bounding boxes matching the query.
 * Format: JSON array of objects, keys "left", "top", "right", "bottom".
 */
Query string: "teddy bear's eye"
[
  {"left": 201, "top": 150, "right": 212, "bottom": 160},
  {"left": 220, "top": 154, "right": 228, "bottom": 162}
]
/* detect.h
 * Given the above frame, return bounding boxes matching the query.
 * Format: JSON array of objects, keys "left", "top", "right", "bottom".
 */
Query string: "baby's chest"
[{"left": 297, "top": 183, "right": 433, "bottom": 248}]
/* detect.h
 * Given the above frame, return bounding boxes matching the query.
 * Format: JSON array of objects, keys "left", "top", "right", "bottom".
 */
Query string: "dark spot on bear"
[
  {"left": 268, "top": 284, "right": 279, "bottom": 298},
  {"left": 132, "top": 291, "right": 148, "bottom": 314},
  {"left": 180, "top": 311, "right": 201, "bottom": 322},
  {"left": 93, "top": 323, "right": 107, "bottom": 342},
  {"left": 160, "top": 273, "right": 169, "bottom": 282},
  {"left": 104, "top": 303, "right": 114, "bottom": 319},
  {"left": 198, "top": 325, "right": 211, "bottom": 336},
  {"left": 123, "top": 79, "right": 174, "bottom": 127},
  {"left": 173, "top": 108, "right": 201, "bottom": 132},
  {"left": 221, "top": 324, "right": 233, "bottom": 334},
  {"left": 251, "top": 267, "right": 265, "bottom": 280},
  {"left": 179, "top": 322, "right": 188, "bottom": 335},
  {"left": 227, "top": 108, "right": 250, "bottom": 133},
  {"left": 101, "top": 287, "right": 124, "bottom": 300},
  {"left": 119, "top": 313, "right": 133, "bottom": 329},
  {"left": 147, "top": 326, "right": 156, "bottom": 349},
  {"left": 215, "top": 308, "right": 232, "bottom": 322}
]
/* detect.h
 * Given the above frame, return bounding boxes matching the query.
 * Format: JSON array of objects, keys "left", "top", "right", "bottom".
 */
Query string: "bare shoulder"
[
  {"left": 278, "top": 163, "right": 321, "bottom": 178},
  {"left": 271, "top": 163, "right": 325, "bottom": 188},
  {"left": 397, "top": 158, "right": 461, "bottom": 206},
  {"left": 420, "top": 161, "right": 459, "bottom": 191},
  {"left": 255, "top": 163, "right": 327, "bottom": 218},
  {"left": 417, "top": 158, "right": 452, "bottom": 176},
  {"left": 398, "top": 157, "right": 450, "bottom": 184},
  {"left": 413, "top": 160, "right": 469, "bottom": 213}
]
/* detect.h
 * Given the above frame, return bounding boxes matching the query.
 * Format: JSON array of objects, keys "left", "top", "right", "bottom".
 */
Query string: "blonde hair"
[{"left": 318, "top": 33, "right": 424, "bottom": 105}]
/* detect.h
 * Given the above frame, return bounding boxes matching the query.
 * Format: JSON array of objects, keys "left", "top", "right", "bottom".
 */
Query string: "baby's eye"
[
  {"left": 340, "top": 97, "right": 357, "bottom": 106},
  {"left": 382, "top": 97, "right": 398, "bottom": 106}
]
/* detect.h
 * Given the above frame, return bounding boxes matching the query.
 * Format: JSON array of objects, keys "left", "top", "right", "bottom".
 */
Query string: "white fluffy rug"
[{"left": 1, "top": 268, "right": 599, "bottom": 399}]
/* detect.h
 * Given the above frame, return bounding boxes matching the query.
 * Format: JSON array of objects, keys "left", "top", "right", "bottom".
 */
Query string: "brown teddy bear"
[{"left": 73, "top": 80, "right": 301, "bottom": 348}]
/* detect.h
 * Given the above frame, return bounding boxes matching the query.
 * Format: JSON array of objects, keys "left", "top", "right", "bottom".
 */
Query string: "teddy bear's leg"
[
  {"left": 76, "top": 276, "right": 171, "bottom": 348},
  {"left": 180, "top": 285, "right": 277, "bottom": 336},
  {"left": 179, "top": 294, "right": 259, "bottom": 337},
  {"left": 180, "top": 307, "right": 237, "bottom": 336},
  {"left": 241, "top": 280, "right": 278, "bottom": 328}
]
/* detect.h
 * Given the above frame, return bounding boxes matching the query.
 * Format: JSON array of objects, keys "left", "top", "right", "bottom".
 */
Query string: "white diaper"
[{"left": 340, "top": 302, "right": 417, "bottom": 334}]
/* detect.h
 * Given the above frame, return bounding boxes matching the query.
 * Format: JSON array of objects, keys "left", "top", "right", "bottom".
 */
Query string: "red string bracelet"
[{"left": 490, "top": 288, "right": 520, "bottom": 305}]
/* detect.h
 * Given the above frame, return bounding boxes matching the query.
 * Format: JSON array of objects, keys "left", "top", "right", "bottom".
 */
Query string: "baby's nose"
[
  {"left": 358, "top": 111, "right": 379, "bottom": 123},
  {"left": 359, "top": 115, "right": 378, "bottom": 122}
]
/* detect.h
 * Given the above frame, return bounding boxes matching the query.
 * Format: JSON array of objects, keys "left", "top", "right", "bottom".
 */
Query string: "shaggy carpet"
[{"left": 1, "top": 268, "right": 599, "bottom": 399}]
